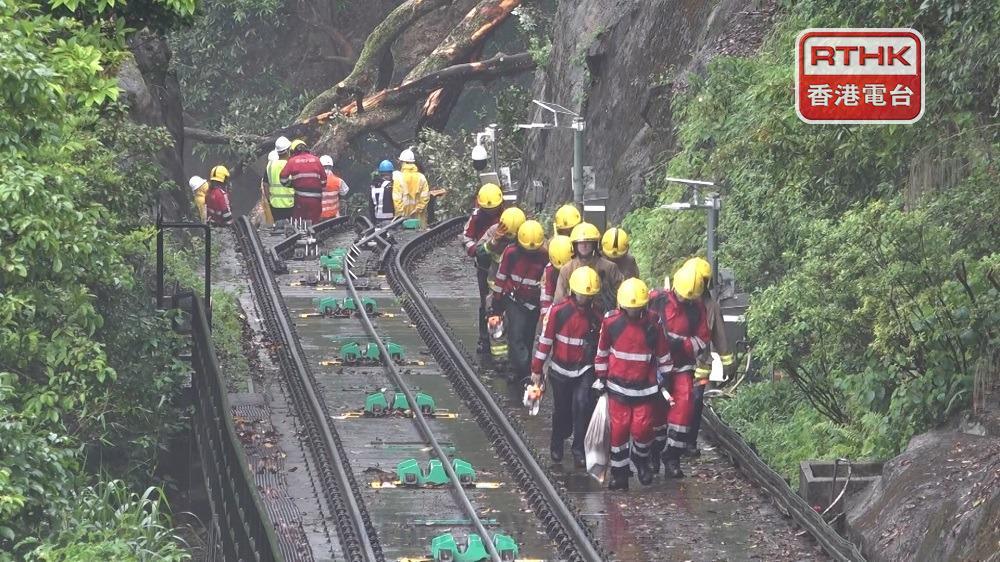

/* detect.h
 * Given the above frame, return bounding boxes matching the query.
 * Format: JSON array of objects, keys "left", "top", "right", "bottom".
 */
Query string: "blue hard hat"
[{"left": 378, "top": 160, "right": 394, "bottom": 173}]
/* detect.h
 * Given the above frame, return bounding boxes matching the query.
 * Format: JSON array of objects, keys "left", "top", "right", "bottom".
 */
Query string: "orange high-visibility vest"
[{"left": 321, "top": 172, "right": 343, "bottom": 219}]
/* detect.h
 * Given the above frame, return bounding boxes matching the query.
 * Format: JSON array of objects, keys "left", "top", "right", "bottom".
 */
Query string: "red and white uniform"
[
  {"left": 280, "top": 151, "right": 325, "bottom": 222},
  {"left": 539, "top": 263, "right": 559, "bottom": 316},
  {"left": 594, "top": 310, "right": 672, "bottom": 469},
  {"left": 461, "top": 206, "right": 501, "bottom": 256},
  {"left": 532, "top": 297, "right": 600, "bottom": 380},
  {"left": 205, "top": 185, "right": 233, "bottom": 226},
  {"left": 647, "top": 289, "right": 709, "bottom": 451},
  {"left": 493, "top": 245, "right": 548, "bottom": 310}
]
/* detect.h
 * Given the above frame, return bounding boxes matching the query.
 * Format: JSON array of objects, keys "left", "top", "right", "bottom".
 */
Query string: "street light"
[
  {"left": 658, "top": 176, "right": 721, "bottom": 286},
  {"left": 516, "top": 100, "right": 586, "bottom": 210}
]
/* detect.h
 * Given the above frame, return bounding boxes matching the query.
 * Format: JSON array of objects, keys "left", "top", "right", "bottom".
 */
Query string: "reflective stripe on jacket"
[
  {"left": 206, "top": 185, "right": 233, "bottom": 226},
  {"left": 532, "top": 296, "right": 600, "bottom": 379},
  {"left": 320, "top": 171, "right": 349, "bottom": 219},
  {"left": 594, "top": 310, "right": 672, "bottom": 402},
  {"left": 493, "top": 244, "right": 548, "bottom": 308},
  {"left": 647, "top": 289, "right": 709, "bottom": 374},
  {"left": 280, "top": 152, "right": 325, "bottom": 193},
  {"left": 266, "top": 159, "right": 294, "bottom": 209},
  {"left": 462, "top": 207, "right": 501, "bottom": 256}
]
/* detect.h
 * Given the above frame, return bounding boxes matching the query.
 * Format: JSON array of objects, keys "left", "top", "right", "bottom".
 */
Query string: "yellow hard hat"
[
  {"left": 210, "top": 165, "right": 230, "bottom": 183},
  {"left": 547, "top": 235, "right": 573, "bottom": 269},
  {"left": 601, "top": 227, "right": 630, "bottom": 258},
  {"left": 554, "top": 204, "right": 582, "bottom": 233},
  {"left": 517, "top": 220, "right": 545, "bottom": 251},
  {"left": 617, "top": 277, "right": 649, "bottom": 309},
  {"left": 672, "top": 262, "right": 705, "bottom": 300},
  {"left": 499, "top": 207, "right": 526, "bottom": 238},
  {"left": 477, "top": 183, "right": 503, "bottom": 209},
  {"left": 685, "top": 257, "right": 712, "bottom": 285},
  {"left": 289, "top": 139, "right": 307, "bottom": 153},
  {"left": 569, "top": 266, "right": 601, "bottom": 296},
  {"left": 569, "top": 222, "right": 601, "bottom": 244}
]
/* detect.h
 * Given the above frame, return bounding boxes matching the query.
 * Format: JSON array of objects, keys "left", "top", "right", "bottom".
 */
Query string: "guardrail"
[{"left": 184, "top": 292, "right": 284, "bottom": 562}]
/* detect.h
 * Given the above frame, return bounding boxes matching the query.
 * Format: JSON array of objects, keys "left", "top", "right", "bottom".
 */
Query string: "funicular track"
[
  {"left": 236, "top": 216, "right": 383, "bottom": 562},
  {"left": 383, "top": 218, "right": 605, "bottom": 562}
]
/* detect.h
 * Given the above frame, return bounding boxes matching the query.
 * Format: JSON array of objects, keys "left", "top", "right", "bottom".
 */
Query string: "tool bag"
[{"left": 584, "top": 394, "right": 610, "bottom": 483}]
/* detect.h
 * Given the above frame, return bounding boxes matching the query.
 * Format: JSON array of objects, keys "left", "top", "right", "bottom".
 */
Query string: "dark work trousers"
[
  {"left": 504, "top": 299, "right": 540, "bottom": 383},
  {"left": 475, "top": 266, "right": 490, "bottom": 346},
  {"left": 271, "top": 206, "right": 293, "bottom": 221},
  {"left": 548, "top": 370, "right": 596, "bottom": 457},
  {"left": 687, "top": 382, "right": 707, "bottom": 448}
]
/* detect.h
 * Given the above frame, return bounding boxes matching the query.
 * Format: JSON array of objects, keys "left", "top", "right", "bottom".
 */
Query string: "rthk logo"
[{"left": 796, "top": 28, "right": 924, "bottom": 124}]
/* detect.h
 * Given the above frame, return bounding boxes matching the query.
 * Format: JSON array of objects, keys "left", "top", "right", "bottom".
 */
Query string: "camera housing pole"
[{"left": 572, "top": 117, "right": 586, "bottom": 209}]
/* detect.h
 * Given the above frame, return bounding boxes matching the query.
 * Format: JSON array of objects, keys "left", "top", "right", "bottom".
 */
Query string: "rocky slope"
[{"left": 520, "top": 0, "right": 777, "bottom": 221}]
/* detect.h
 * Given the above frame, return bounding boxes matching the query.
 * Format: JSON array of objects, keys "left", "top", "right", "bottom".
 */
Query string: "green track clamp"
[
  {"left": 393, "top": 458, "right": 476, "bottom": 487},
  {"left": 338, "top": 340, "right": 406, "bottom": 364},
  {"left": 429, "top": 532, "right": 519, "bottom": 562},
  {"left": 402, "top": 218, "right": 421, "bottom": 230}
]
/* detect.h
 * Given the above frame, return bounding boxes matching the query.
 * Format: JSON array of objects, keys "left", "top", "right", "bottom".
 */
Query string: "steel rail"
[
  {"left": 385, "top": 218, "right": 604, "bottom": 562},
  {"left": 236, "top": 217, "right": 383, "bottom": 562},
  {"left": 343, "top": 242, "right": 503, "bottom": 562}
]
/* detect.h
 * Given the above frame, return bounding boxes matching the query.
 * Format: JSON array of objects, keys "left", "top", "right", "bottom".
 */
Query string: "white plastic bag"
[{"left": 584, "top": 394, "right": 610, "bottom": 483}]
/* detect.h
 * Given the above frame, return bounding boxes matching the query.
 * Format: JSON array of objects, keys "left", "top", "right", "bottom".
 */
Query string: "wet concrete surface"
[
  {"left": 270, "top": 226, "right": 561, "bottom": 561},
  {"left": 412, "top": 234, "right": 829, "bottom": 562}
]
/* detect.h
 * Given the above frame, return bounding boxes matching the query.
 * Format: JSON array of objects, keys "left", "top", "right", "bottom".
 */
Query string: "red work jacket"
[
  {"left": 648, "top": 289, "right": 710, "bottom": 373},
  {"left": 493, "top": 245, "right": 548, "bottom": 309},
  {"left": 539, "top": 263, "right": 558, "bottom": 315},
  {"left": 594, "top": 310, "right": 672, "bottom": 402},
  {"left": 205, "top": 185, "right": 232, "bottom": 226},
  {"left": 532, "top": 296, "right": 601, "bottom": 380},
  {"left": 461, "top": 206, "right": 501, "bottom": 256}
]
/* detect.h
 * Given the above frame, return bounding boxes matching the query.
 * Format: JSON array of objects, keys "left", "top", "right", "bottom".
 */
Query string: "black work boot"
[
  {"left": 662, "top": 448, "right": 685, "bottom": 479},
  {"left": 649, "top": 440, "right": 664, "bottom": 474},
  {"left": 635, "top": 458, "right": 654, "bottom": 486},
  {"left": 572, "top": 450, "right": 586, "bottom": 468},
  {"left": 607, "top": 466, "right": 630, "bottom": 491},
  {"left": 550, "top": 440, "right": 564, "bottom": 463}
]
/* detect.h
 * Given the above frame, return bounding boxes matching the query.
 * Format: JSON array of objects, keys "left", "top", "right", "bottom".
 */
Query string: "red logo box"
[{"left": 796, "top": 28, "right": 924, "bottom": 124}]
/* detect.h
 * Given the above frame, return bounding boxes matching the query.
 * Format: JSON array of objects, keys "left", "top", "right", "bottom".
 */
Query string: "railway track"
[
  {"left": 242, "top": 215, "right": 597, "bottom": 561},
  {"left": 236, "top": 216, "right": 382, "bottom": 562}
]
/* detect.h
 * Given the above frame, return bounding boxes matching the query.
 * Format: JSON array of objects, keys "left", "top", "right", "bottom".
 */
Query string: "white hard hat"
[
  {"left": 268, "top": 150, "right": 279, "bottom": 162},
  {"left": 275, "top": 136, "right": 291, "bottom": 152},
  {"left": 189, "top": 175, "right": 205, "bottom": 191},
  {"left": 398, "top": 148, "right": 416, "bottom": 163},
  {"left": 320, "top": 154, "right": 334, "bottom": 167},
  {"left": 471, "top": 144, "right": 488, "bottom": 161}
]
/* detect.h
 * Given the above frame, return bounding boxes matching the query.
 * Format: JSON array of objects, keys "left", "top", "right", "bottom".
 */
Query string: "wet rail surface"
[
  {"left": 408, "top": 225, "right": 830, "bottom": 562},
  {"left": 262, "top": 222, "right": 564, "bottom": 561}
]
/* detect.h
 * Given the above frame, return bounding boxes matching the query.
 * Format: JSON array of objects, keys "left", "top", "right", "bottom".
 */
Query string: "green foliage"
[
  {"left": 1, "top": 0, "right": 192, "bottom": 553},
  {"left": 18, "top": 481, "right": 189, "bottom": 561},
  {"left": 624, "top": 0, "right": 1000, "bottom": 467}
]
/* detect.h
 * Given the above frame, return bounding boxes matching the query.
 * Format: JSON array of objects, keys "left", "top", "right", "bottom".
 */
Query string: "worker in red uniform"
[
  {"left": 647, "top": 262, "right": 710, "bottom": 478},
  {"left": 205, "top": 165, "right": 233, "bottom": 226},
  {"left": 593, "top": 278, "right": 672, "bottom": 490},
  {"left": 491, "top": 220, "right": 548, "bottom": 384},
  {"left": 532, "top": 266, "right": 602, "bottom": 466},
  {"left": 601, "top": 227, "right": 640, "bottom": 279},
  {"left": 462, "top": 184, "right": 504, "bottom": 352},
  {"left": 539, "top": 235, "right": 573, "bottom": 319},
  {"left": 319, "top": 154, "right": 349, "bottom": 220},
  {"left": 280, "top": 139, "right": 325, "bottom": 223},
  {"left": 687, "top": 257, "right": 735, "bottom": 456}
]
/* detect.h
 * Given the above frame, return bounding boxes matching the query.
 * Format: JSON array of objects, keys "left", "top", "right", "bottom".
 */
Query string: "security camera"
[{"left": 471, "top": 144, "right": 489, "bottom": 171}]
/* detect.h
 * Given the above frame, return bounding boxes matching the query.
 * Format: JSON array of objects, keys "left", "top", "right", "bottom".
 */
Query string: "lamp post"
[
  {"left": 516, "top": 100, "right": 586, "bottom": 210},
  {"left": 659, "top": 176, "right": 721, "bottom": 286}
]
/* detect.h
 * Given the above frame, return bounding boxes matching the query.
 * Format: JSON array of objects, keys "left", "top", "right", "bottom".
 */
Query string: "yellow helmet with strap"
[
  {"left": 601, "top": 227, "right": 630, "bottom": 258},
  {"left": 617, "top": 277, "right": 649, "bottom": 309},
  {"left": 547, "top": 235, "right": 573, "bottom": 268},
  {"left": 569, "top": 266, "right": 601, "bottom": 296},
  {"left": 499, "top": 207, "right": 526, "bottom": 238},
  {"left": 569, "top": 222, "right": 600, "bottom": 243},
  {"left": 672, "top": 262, "right": 705, "bottom": 300},
  {"left": 554, "top": 204, "right": 582, "bottom": 233},
  {"left": 477, "top": 183, "right": 503, "bottom": 209},
  {"left": 210, "top": 165, "right": 230, "bottom": 183},
  {"left": 517, "top": 220, "right": 545, "bottom": 250}
]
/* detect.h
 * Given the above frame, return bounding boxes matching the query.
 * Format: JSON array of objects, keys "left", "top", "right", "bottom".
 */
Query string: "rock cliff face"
[{"left": 521, "top": 0, "right": 775, "bottom": 221}]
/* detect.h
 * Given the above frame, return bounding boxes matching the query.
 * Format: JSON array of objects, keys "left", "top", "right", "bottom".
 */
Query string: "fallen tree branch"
[{"left": 184, "top": 126, "right": 265, "bottom": 146}]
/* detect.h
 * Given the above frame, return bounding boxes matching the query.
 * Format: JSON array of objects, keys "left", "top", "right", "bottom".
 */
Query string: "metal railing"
[{"left": 183, "top": 293, "right": 284, "bottom": 562}]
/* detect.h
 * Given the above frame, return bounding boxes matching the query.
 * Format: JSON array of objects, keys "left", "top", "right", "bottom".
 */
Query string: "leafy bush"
[{"left": 624, "top": 0, "right": 1000, "bottom": 466}]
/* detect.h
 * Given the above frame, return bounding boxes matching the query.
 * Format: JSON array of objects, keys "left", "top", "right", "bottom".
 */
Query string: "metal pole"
[
  {"left": 205, "top": 226, "right": 212, "bottom": 328},
  {"left": 707, "top": 194, "right": 720, "bottom": 286},
  {"left": 490, "top": 125, "right": 499, "bottom": 181},
  {"left": 572, "top": 118, "right": 585, "bottom": 209}
]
